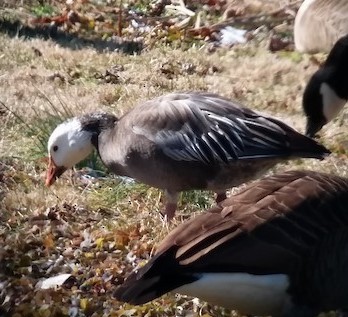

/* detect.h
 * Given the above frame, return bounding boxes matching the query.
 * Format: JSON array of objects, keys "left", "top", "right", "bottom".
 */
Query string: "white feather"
[
  {"left": 174, "top": 273, "right": 290, "bottom": 316},
  {"left": 48, "top": 118, "right": 93, "bottom": 168}
]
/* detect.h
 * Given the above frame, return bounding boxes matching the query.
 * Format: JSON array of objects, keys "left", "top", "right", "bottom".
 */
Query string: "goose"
[
  {"left": 46, "top": 92, "right": 330, "bottom": 219},
  {"left": 114, "top": 170, "right": 348, "bottom": 317},
  {"left": 294, "top": 0, "right": 348, "bottom": 53},
  {"left": 303, "top": 34, "right": 348, "bottom": 137}
]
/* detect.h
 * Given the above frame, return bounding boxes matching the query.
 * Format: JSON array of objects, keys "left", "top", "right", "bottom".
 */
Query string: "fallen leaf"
[
  {"left": 80, "top": 298, "right": 89, "bottom": 311},
  {"left": 36, "top": 274, "right": 72, "bottom": 289},
  {"left": 43, "top": 234, "right": 55, "bottom": 250}
]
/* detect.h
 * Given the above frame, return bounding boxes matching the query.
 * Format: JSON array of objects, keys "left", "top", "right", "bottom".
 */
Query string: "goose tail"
[
  {"left": 289, "top": 132, "right": 331, "bottom": 160},
  {"left": 114, "top": 271, "right": 197, "bottom": 305},
  {"left": 114, "top": 249, "right": 198, "bottom": 305}
]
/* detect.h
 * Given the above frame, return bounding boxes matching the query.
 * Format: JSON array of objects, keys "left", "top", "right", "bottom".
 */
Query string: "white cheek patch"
[{"left": 320, "top": 82, "right": 346, "bottom": 122}]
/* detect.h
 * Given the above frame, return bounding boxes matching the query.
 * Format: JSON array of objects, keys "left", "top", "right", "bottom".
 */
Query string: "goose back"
[
  {"left": 97, "top": 93, "right": 329, "bottom": 192},
  {"left": 114, "top": 170, "right": 348, "bottom": 314},
  {"left": 157, "top": 170, "right": 348, "bottom": 272},
  {"left": 294, "top": 0, "right": 348, "bottom": 53}
]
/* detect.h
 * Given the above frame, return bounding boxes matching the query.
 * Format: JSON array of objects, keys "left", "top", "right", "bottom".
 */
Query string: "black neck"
[
  {"left": 80, "top": 112, "right": 118, "bottom": 148},
  {"left": 323, "top": 36, "right": 348, "bottom": 99},
  {"left": 324, "top": 34, "right": 348, "bottom": 68},
  {"left": 322, "top": 67, "right": 348, "bottom": 100}
]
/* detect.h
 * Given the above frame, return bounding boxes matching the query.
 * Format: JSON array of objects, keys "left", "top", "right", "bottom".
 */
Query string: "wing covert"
[{"left": 129, "top": 93, "right": 300, "bottom": 164}]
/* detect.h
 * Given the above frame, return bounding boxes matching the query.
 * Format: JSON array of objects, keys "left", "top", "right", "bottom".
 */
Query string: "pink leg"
[{"left": 215, "top": 191, "right": 227, "bottom": 204}]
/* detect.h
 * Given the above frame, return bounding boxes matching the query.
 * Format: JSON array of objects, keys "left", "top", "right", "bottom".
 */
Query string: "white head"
[{"left": 46, "top": 117, "right": 94, "bottom": 186}]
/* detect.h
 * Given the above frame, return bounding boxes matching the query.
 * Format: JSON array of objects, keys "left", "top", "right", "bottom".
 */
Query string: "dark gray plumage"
[{"left": 46, "top": 92, "right": 330, "bottom": 219}]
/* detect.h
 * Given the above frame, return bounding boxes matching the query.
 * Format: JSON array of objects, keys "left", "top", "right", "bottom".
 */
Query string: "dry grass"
[{"left": 1, "top": 20, "right": 348, "bottom": 317}]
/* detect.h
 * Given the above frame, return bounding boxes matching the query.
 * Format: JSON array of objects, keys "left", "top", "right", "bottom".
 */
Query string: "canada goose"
[
  {"left": 294, "top": 0, "right": 348, "bottom": 53},
  {"left": 114, "top": 170, "right": 348, "bottom": 317},
  {"left": 46, "top": 92, "right": 330, "bottom": 219},
  {"left": 303, "top": 34, "right": 348, "bottom": 137}
]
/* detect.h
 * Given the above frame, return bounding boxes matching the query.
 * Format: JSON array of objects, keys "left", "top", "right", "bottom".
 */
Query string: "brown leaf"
[
  {"left": 269, "top": 34, "right": 293, "bottom": 52},
  {"left": 43, "top": 234, "right": 55, "bottom": 250}
]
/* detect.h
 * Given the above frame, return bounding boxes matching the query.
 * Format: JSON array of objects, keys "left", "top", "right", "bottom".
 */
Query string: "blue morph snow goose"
[
  {"left": 114, "top": 170, "right": 348, "bottom": 317},
  {"left": 46, "top": 92, "right": 330, "bottom": 219},
  {"left": 303, "top": 34, "right": 348, "bottom": 137},
  {"left": 294, "top": 0, "right": 348, "bottom": 53}
]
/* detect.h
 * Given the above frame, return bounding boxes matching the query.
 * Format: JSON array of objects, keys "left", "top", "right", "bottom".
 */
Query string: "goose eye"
[{"left": 53, "top": 145, "right": 59, "bottom": 152}]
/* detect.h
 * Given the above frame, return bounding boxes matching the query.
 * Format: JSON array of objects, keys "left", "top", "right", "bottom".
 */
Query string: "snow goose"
[
  {"left": 114, "top": 170, "right": 348, "bottom": 317},
  {"left": 46, "top": 92, "right": 330, "bottom": 219}
]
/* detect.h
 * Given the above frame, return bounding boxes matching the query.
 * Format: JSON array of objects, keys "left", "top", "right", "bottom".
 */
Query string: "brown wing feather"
[
  {"left": 114, "top": 170, "right": 348, "bottom": 305},
  {"left": 156, "top": 170, "right": 348, "bottom": 269}
]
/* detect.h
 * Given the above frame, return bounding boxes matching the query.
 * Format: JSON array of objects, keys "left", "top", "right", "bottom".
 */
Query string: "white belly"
[{"left": 174, "top": 273, "right": 290, "bottom": 317}]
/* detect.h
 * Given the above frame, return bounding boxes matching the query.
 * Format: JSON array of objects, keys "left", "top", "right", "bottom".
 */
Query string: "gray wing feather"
[{"left": 130, "top": 93, "right": 304, "bottom": 164}]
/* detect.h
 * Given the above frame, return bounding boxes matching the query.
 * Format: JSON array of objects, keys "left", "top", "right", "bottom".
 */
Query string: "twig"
[
  {"left": 188, "top": 0, "right": 302, "bottom": 33},
  {"left": 195, "top": 11, "right": 202, "bottom": 29},
  {"left": 165, "top": 4, "right": 196, "bottom": 17},
  {"left": 118, "top": 0, "right": 123, "bottom": 37},
  {"left": 166, "top": 0, "right": 196, "bottom": 17}
]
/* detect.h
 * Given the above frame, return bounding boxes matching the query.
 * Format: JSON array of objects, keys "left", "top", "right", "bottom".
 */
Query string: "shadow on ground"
[{"left": 0, "top": 18, "right": 143, "bottom": 54}]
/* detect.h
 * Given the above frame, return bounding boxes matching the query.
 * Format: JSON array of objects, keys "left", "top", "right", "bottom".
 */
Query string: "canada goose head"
[
  {"left": 302, "top": 74, "right": 328, "bottom": 138},
  {"left": 303, "top": 34, "right": 348, "bottom": 137},
  {"left": 46, "top": 112, "right": 118, "bottom": 186}
]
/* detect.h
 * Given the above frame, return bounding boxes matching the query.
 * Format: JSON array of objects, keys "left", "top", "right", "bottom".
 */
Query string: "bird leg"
[
  {"left": 162, "top": 190, "right": 179, "bottom": 221},
  {"left": 215, "top": 191, "right": 227, "bottom": 204},
  {"left": 163, "top": 202, "right": 177, "bottom": 221}
]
